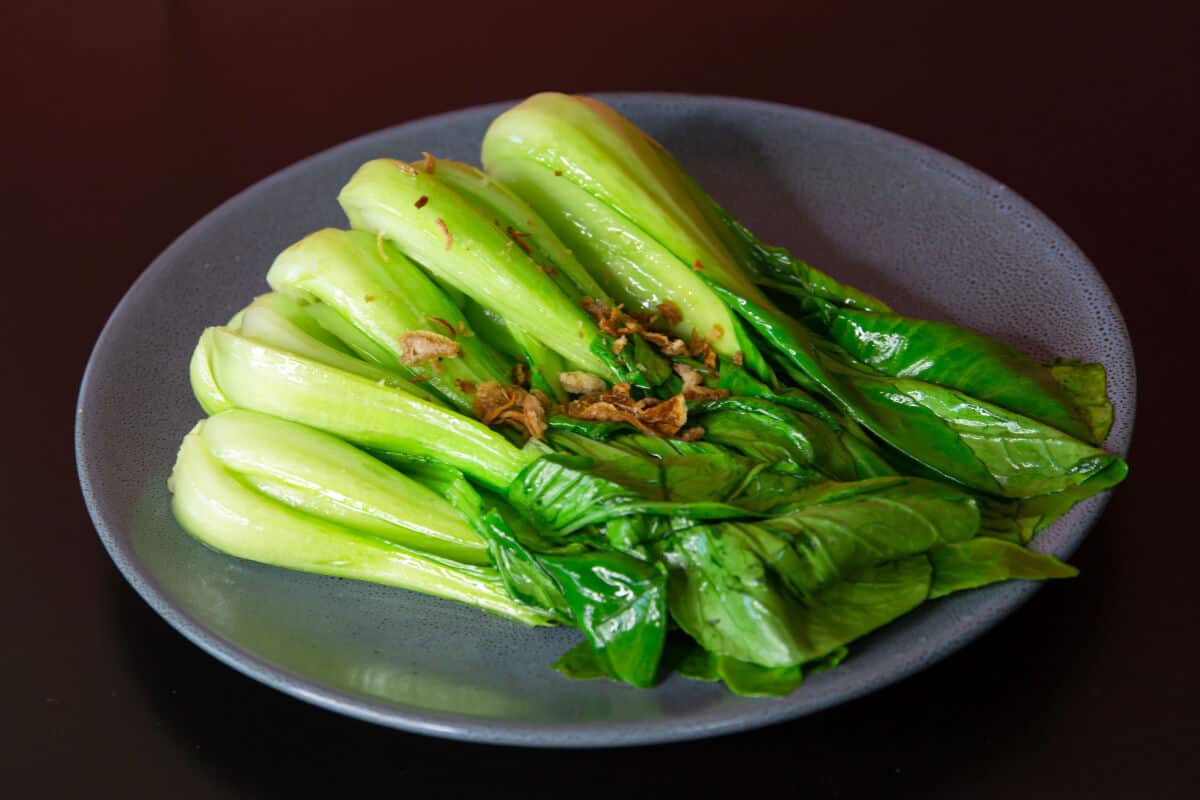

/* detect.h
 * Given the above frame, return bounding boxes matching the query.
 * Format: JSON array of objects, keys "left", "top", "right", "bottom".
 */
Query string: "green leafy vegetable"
[
  {"left": 664, "top": 521, "right": 932, "bottom": 667},
  {"left": 1049, "top": 359, "right": 1115, "bottom": 444},
  {"left": 167, "top": 91, "right": 1127, "bottom": 699},
  {"left": 539, "top": 550, "right": 668, "bottom": 688},
  {"left": 713, "top": 207, "right": 891, "bottom": 311},
  {"left": 507, "top": 453, "right": 753, "bottom": 541},
  {"left": 483, "top": 92, "right": 776, "bottom": 307},
  {"left": 267, "top": 228, "right": 512, "bottom": 412},
  {"left": 169, "top": 418, "right": 549, "bottom": 625},
  {"left": 199, "top": 409, "right": 490, "bottom": 564},
  {"left": 233, "top": 293, "right": 434, "bottom": 388},
  {"left": 712, "top": 281, "right": 1123, "bottom": 499},
  {"left": 929, "top": 538, "right": 1078, "bottom": 599},
  {"left": 428, "top": 159, "right": 609, "bottom": 302},
  {"left": 674, "top": 642, "right": 808, "bottom": 697},
  {"left": 482, "top": 146, "right": 770, "bottom": 377},
  {"left": 195, "top": 326, "right": 533, "bottom": 488},
  {"left": 338, "top": 157, "right": 617, "bottom": 380},
  {"left": 796, "top": 296, "right": 1101, "bottom": 444}
]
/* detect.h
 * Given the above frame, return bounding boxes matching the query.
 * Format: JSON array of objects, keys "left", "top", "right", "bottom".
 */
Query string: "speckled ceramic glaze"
[{"left": 76, "top": 95, "right": 1134, "bottom": 747}]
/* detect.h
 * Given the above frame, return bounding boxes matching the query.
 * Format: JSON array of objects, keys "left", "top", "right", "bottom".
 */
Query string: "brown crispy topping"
[
  {"left": 692, "top": 259, "right": 704, "bottom": 271},
  {"left": 662, "top": 338, "right": 690, "bottom": 357},
  {"left": 732, "top": 351, "right": 744, "bottom": 367},
  {"left": 473, "top": 381, "right": 548, "bottom": 439},
  {"left": 615, "top": 309, "right": 639, "bottom": 336},
  {"left": 581, "top": 296, "right": 609, "bottom": 323},
  {"left": 475, "top": 381, "right": 515, "bottom": 421},
  {"left": 582, "top": 295, "right": 690, "bottom": 358},
  {"left": 427, "top": 316, "right": 457, "bottom": 338},
  {"left": 518, "top": 392, "right": 548, "bottom": 439},
  {"left": 376, "top": 231, "right": 389, "bottom": 261},
  {"left": 674, "top": 362, "right": 703, "bottom": 392},
  {"left": 673, "top": 362, "right": 729, "bottom": 401},
  {"left": 708, "top": 324, "right": 725, "bottom": 341},
  {"left": 646, "top": 329, "right": 690, "bottom": 357},
  {"left": 559, "top": 371, "right": 607, "bottom": 395},
  {"left": 591, "top": 302, "right": 635, "bottom": 338},
  {"left": 456, "top": 319, "right": 472, "bottom": 337},
  {"left": 414, "top": 195, "right": 429, "bottom": 209},
  {"left": 679, "top": 426, "right": 705, "bottom": 442},
  {"left": 454, "top": 379, "right": 477, "bottom": 394},
  {"left": 657, "top": 300, "right": 682, "bottom": 327},
  {"left": 398, "top": 331, "right": 461, "bottom": 366},
  {"left": 435, "top": 218, "right": 452, "bottom": 251},
  {"left": 420, "top": 152, "right": 437, "bottom": 174},
  {"left": 611, "top": 334, "right": 627, "bottom": 355},
  {"left": 638, "top": 393, "right": 687, "bottom": 430},
  {"left": 531, "top": 389, "right": 554, "bottom": 409},
  {"left": 554, "top": 169, "right": 563, "bottom": 176},
  {"left": 539, "top": 264, "right": 558, "bottom": 276},
  {"left": 630, "top": 309, "right": 658, "bottom": 328},
  {"left": 685, "top": 328, "right": 719, "bottom": 369},
  {"left": 641, "top": 329, "right": 674, "bottom": 351},
  {"left": 512, "top": 361, "right": 530, "bottom": 389},
  {"left": 392, "top": 160, "right": 418, "bottom": 176},
  {"left": 363, "top": 294, "right": 376, "bottom": 303},
  {"left": 506, "top": 226, "right": 534, "bottom": 256},
  {"left": 565, "top": 383, "right": 689, "bottom": 438},
  {"left": 599, "top": 304, "right": 621, "bottom": 336},
  {"left": 408, "top": 372, "right": 430, "bottom": 383}
]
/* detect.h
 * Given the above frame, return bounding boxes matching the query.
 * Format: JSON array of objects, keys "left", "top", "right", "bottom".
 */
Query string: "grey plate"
[{"left": 76, "top": 94, "right": 1134, "bottom": 747}]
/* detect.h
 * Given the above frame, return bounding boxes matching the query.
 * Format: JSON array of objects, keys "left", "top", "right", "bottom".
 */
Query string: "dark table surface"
[{"left": 5, "top": 1, "right": 1196, "bottom": 796}]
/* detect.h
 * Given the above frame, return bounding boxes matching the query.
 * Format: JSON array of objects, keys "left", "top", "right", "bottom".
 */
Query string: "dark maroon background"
[{"left": 4, "top": 1, "right": 1196, "bottom": 796}]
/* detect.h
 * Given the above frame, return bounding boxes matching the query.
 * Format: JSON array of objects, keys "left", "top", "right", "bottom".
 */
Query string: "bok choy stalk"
[
  {"left": 482, "top": 93, "right": 776, "bottom": 307},
  {"left": 482, "top": 92, "right": 1126, "bottom": 502},
  {"left": 483, "top": 108, "right": 772, "bottom": 379},
  {"left": 429, "top": 159, "right": 609, "bottom": 303},
  {"left": 428, "top": 159, "right": 612, "bottom": 401},
  {"left": 232, "top": 292, "right": 429, "bottom": 388},
  {"left": 337, "top": 158, "right": 616, "bottom": 379},
  {"left": 167, "top": 91, "right": 1126, "bottom": 699},
  {"left": 191, "top": 291, "right": 445, "bottom": 414},
  {"left": 339, "top": 157, "right": 677, "bottom": 392},
  {"left": 267, "top": 228, "right": 512, "bottom": 414},
  {"left": 197, "top": 409, "right": 491, "bottom": 564},
  {"left": 484, "top": 92, "right": 887, "bottom": 313},
  {"left": 191, "top": 325, "right": 533, "bottom": 489},
  {"left": 229, "top": 290, "right": 353, "bottom": 353},
  {"left": 169, "top": 411, "right": 550, "bottom": 625},
  {"left": 188, "top": 330, "right": 677, "bottom": 683}
]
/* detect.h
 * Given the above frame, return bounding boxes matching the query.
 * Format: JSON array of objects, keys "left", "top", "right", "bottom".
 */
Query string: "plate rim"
[{"left": 75, "top": 92, "right": 1135, "bottom": 747}]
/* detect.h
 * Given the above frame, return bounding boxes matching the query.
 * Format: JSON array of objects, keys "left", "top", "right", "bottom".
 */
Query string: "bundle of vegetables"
[{"left": 170, "top": 93, "right": 1126, "bottom": 696}]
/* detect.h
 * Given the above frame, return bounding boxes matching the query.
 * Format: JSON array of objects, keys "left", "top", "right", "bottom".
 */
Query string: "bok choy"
[{"left": 167, "top": 91, "right": 1126, "bottom": 699}]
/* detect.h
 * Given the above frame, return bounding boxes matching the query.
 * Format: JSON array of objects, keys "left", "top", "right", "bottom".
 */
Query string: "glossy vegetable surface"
[{"left": 167, "top": 92, "right": 1126, "bottom": 698}]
